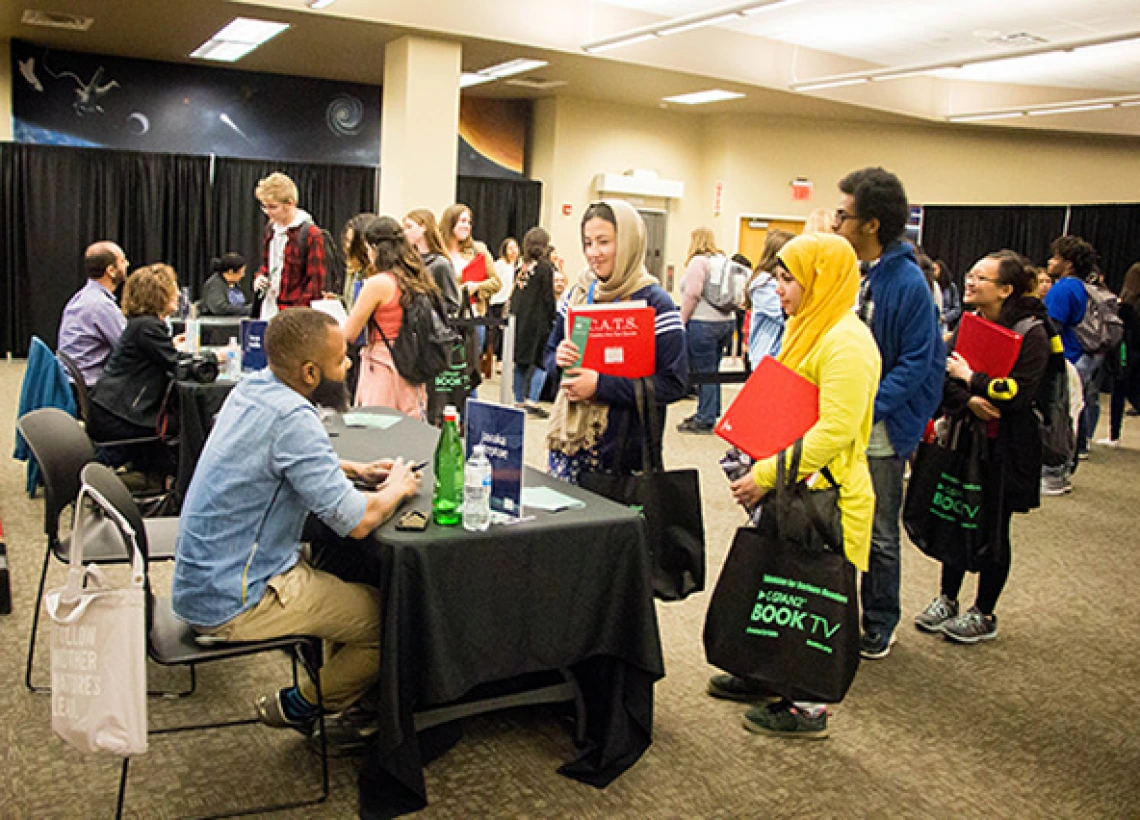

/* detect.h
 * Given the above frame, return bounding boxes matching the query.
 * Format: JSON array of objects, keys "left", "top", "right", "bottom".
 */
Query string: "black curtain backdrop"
[
  {"left": 1067, "top": 205, "right": 1140, "bottom": 294},
  {"left": 457, "top": 176, "right": 543, "bottom": 257},
  {"left": 921, "top": 205, "right": 1068, "bottom": 289},
  {"left": 0, "top": 143, "right": 212, "bottom": 354},
  {"left": 210, "top": 157, "right": 378, "bottom": 281},
  {"left": 0, "top": 144, "right": 379, "bottom": 356}
]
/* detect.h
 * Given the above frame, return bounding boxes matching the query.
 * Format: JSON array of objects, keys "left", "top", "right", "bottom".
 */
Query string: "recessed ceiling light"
[
  {"left": 479, "top": 58, "right": 548, "bottom": 79},
  {"left": 191, "top": 17, "right": 289, "bottom": 62},
  {"left": 662, "top": 89, "right": 745, "bottom": 105},
  {"left": 309, "top": 0, "right": 338, "bottom": 8},
  {"left": 21, "top": 9, "right": 94, "bottom": 31}
]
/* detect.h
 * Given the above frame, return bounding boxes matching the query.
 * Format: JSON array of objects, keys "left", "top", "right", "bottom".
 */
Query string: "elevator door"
[{"left": 639, "top": 210, "right": 666, "bottom": 281}]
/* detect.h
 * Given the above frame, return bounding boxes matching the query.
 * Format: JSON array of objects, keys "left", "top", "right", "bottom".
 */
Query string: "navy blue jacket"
[{"left": 867, "top": 242, "right": 946, "bottom": 458}]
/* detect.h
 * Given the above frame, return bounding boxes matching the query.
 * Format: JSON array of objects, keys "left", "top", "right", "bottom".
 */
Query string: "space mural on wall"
[{"left": 10, "top": 39, "right": 381, "bottom": 166}]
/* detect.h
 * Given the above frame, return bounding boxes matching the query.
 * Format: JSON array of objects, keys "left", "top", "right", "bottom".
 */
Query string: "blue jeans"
[
  {"left": 860, "top": 455, "right": 905, "bottom": 637},
  {"left": 1074, "top": 353, "right": 1104, "bottom": 454},
  {"left": 513, "top": 366, "right": 546, "bottom": 404},
  {"left": 688, "top": 320, "right": 734, "bottom": 425}
]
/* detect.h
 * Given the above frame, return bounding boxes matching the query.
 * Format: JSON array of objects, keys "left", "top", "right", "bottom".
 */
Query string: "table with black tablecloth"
[{"left": 323, "top": 408, "right": 665, "bottom": 818}]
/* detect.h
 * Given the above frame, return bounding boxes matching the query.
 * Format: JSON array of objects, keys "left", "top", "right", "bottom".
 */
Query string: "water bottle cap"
[{"left": 472, "top": 444, "right": 485, "bottom": 456}]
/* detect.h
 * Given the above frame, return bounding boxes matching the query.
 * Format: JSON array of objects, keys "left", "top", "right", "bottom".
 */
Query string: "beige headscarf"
[{"left": 547, "top": 199, "right": 659, "bottom": 456}]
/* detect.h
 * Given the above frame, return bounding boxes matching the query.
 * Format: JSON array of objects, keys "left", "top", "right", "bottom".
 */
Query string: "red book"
[
  {"left": 715, "top": 356, "right": 819, "bottom": 461},
  {"left": 955, "top": 312, "right": 1023, "bottom": 378},
  {"left": 461, "top": 253, "right": 488, "bottom": 284},
  {"left": 567, "top": 302, "right": 656, "bottom": 378}
]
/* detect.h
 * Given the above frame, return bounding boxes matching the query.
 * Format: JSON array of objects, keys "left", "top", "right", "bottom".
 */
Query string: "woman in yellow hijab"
[{"left": 714, "top": 232, "right": 881, "bottom": 739}]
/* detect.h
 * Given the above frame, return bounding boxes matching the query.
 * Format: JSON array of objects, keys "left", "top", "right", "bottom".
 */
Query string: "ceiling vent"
[
  {"left": 21, "top": 9, "right": 95, "bottom": 31},
  {"left": 981, "top": 31, "right": 1048, "bottom": 48},
  {"left": 505, "top": 77, "right": 568, "bottom": 91}
]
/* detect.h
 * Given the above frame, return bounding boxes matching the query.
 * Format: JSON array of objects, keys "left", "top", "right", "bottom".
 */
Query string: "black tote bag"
[
  {"left": 903, "top": 416, "right": 999, "bottom": 571},
  {"left": 427, "top": 299, "right": 482, "bottom": 426},
  {"left": 580, "top": 379, "right": 706, "bottom": 601},
  {"left": 703, "top": 442, "right": 860, "bottom": 703}
]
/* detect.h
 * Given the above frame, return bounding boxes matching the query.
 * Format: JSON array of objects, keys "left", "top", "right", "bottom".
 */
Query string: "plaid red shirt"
[{"left": 259, "top": 222, "right": 327, "bottom": 309}]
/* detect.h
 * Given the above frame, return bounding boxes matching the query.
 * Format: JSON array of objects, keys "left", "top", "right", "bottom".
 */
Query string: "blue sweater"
[
  {"left": 545, "top": 283, "right": 688, "bottom": 471},
  {"left": 866, "top": 242, "right": 946, "bottom": 458},
  {"left": 1043, "top": 275, "right": 1087, "bottom": 363}
]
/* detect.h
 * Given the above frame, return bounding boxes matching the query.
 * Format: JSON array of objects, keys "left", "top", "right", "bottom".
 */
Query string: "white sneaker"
[{"left": 1095, "top": 437, "right": 1120, "bottom": 448}]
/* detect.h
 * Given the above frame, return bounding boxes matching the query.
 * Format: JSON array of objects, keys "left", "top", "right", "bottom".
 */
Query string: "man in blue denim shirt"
[{"left": 172, "top": 308, "right": 420, "bottom": 736}]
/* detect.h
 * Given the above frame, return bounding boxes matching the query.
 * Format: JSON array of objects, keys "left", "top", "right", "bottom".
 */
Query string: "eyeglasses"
[
  {"left": 965, "top": 273, "right": 1000, "bottom": 284},
  {"left": 833, "top": 209, "right": 859, "bottom": 227}
]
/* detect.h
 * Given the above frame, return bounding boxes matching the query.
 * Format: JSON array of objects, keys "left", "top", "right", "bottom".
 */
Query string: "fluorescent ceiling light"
[
  {"left": 741, "top": 0, "right": 807, "bottom": 14},
  {"left": 459, "top": 73, "right": 496, "bottom": 89},
  {"left": 795, "top": 77, "right": 869, "bottom": 91},
  {"left": 659, "top": 12, "right": 744, "bottom": 37},
  {"left": 309, "top": 0, "right": 338, "bottom": 8},
  {"left": 1027, "top": 103, "right": 1115, "bottom": 117},
  {"left": 191, "top": 17, "right": 288, "bottom": 62},
  {"left": 1119, "top": 100, "right": 1140, "bottom": 108},
  {"left": 479, "top": 58, "right": 548, "bottom": 79},
  {"left": 663, "top": 89, "right": 745, "bottom": 105},
  {"left": 584, "top": 33, "right": 658, "bottom": 53},
  {"left": 870, "top": 69, "right": 936, "bottom": 82},
  {"left": 948, "top": 111, "right": 1026, "bottom": 123}
]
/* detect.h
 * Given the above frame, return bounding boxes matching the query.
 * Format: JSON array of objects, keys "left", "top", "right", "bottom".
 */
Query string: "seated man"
[
  {"left": 58, "top": 241, "right": 130, "bottom": 386},
  {"left": 172, "top": 307, "right": 420, "bottom": 738}
]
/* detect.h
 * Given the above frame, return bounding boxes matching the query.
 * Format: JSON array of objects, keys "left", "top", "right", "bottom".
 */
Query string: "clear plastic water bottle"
[
  {"left": 463, "top": 444, "right": 493, "bottom": 532},
  {"left": 225, "top": 337, "right": 242, "bottom": 380}
]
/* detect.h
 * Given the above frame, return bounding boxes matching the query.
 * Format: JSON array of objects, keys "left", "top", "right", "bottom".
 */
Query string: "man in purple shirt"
[{"left": 58, "top": 241, "right": 130, "bottom": 385}]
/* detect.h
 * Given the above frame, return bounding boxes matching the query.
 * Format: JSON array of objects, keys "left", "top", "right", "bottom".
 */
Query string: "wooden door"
[{"left": 737, "top": 217, "right": 804, "bottom": 267}]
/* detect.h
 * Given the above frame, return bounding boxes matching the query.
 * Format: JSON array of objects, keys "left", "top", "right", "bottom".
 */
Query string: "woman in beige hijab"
[{"left": 545, "top": 200, "right": 689, "bottom": 483}]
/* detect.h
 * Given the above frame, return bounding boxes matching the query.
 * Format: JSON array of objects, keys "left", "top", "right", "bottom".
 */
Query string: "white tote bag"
[{"left": 45, "top": 483, "right": 148, "bottom": 756}]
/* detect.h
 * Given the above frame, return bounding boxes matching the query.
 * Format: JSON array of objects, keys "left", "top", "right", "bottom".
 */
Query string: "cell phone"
[
  {"left": 395, "top": 509, "right": 429, "bottom": 532},
  {"left": 410, "top": 460, "right": 428, "bottom": 472}
]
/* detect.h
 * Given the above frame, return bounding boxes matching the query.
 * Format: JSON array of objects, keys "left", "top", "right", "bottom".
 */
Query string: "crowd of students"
[{"left": 50, "top": 165, "right": 1139, "bottom": 750}]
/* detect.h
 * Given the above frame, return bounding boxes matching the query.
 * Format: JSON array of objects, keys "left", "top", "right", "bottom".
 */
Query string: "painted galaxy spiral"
[{"left": 326, "top": 95, "right": 363, "bottom": 136}]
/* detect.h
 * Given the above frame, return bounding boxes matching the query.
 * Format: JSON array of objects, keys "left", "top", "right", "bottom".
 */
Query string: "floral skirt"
[{"left": 547, "top": 446, "right": 602, "bottom": 485}]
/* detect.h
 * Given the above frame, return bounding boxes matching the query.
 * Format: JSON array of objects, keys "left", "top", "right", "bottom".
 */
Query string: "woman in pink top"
[{"left": 343, "top": 216, "right": 442, "bottom": 419}]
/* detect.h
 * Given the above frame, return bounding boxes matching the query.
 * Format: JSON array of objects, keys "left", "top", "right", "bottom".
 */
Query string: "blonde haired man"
[{"left": 253, "top": 172, "right": 327, "bottom": 319}]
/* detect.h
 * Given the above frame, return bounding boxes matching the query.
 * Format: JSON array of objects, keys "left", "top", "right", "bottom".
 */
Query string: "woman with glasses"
[{"left": 914, "top": 251, "right": 1059, "bottom": 644}]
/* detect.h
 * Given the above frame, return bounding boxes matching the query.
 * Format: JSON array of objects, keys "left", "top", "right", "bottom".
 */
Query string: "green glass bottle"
[{"left": 432, "top": 405, "right": 465, "bottom": 526}]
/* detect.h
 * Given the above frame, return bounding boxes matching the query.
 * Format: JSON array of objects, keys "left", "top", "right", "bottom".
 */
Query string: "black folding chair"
[
  {"left": 80, "top": 463, "right": 330, "bottom": 818},
  {"left": 15, "top": 408, "right": 179, "bottom": 693}
]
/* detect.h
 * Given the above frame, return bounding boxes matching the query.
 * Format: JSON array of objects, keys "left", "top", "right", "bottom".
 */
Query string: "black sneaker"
[
  {"left": 859, "top": 630, "right": 898, "bottom": 659},
  {"left": 707, "top": 674, "right": 781, "bottom": 703},
  {"left": 742, "top": 700, "right": 829, "bottom": 740},
  {"left": 677, "top": 417, "right": 715, "bottom": 434},
  {"left": 524, "top": 403, "right": 550, "bottom": 419},
  {"left": 942, "top": 607, "right": 998, "bottom": 644},
  {"left": 308, "top": 701, "right": 379, "bottom": 757},
  {"left": 255, "top": 689, "right": 316, "bottom": 737},
  {"left": 914, "top": 595, "right": 959, "bottom": 633}
]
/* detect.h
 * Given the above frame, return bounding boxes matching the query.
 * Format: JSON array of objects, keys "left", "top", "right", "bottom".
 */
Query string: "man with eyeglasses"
[
  {"left": 834, "top": 167, "right": 945, "bottom": 661},
  {"left": 252, "top": 172, "right": 328, "bottom": 320}
]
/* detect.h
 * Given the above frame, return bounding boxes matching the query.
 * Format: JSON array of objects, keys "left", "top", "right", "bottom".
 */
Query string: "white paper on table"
[
  {"left": 311, "top": 298, "right": 348, "bottom": 326},
  {"left": 521, "top": 486, "right": 586, "bottom": 512}
]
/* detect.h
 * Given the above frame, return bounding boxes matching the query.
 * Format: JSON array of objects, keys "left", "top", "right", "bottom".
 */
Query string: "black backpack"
[
  {"left": 372, "top": 291, "right": 459, "bottom": 385},
  {"left": 294, "top": 220, "right": 347, "bottom": 299},
  {"left": 1014, "top": 317, "right": 1075, "bottom": 468}
]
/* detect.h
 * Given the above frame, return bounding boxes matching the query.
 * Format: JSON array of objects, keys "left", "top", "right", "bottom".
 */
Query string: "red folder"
[
  {"left": 567, "top": 302, "right": 656, "bottom": 378},
  {"left": 461, "top": 254, "right": 488, "bottom": 284},
  {"left": 955, "top": 312, "right": 1023, "bottom": 378},
  {"left": 715, "top": 356, "right": 820, "bottom": 461}
]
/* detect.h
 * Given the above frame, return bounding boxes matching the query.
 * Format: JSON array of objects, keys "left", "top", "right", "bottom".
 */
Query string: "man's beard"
[{"left": 311, "top": 375, "right": 349, "bottom": 412}]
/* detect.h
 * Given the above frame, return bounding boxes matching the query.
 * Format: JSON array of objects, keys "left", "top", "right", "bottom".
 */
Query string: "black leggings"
[{"left": 940, "top": 509, "right": 1013, "bottom": 615}]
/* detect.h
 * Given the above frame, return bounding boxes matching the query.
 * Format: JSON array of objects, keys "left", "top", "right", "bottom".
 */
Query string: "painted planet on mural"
[
  {"left": 326, "top": 95, "right": 363, "bottom": 137},
  {"left": 127, "top": 112, "right": 150, "bottom": 136}
]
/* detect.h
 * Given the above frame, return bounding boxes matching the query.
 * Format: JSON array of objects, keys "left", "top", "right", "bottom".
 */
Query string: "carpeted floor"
[{"left": 2, "top": 357, "right": 1138, "bottom": 818}]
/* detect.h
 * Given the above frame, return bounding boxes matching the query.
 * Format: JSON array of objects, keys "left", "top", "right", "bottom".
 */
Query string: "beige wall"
[
  {"left": 531, "top": 95, "right": 1140, "bottom": 285},
  {"left": 0, "top": 40, "right": 12, "bottom": 142}
]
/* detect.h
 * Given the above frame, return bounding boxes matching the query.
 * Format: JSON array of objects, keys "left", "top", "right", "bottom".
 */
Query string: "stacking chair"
[
  {"left": 15, "top": 408, "right": 180, "bottom": 693},
  {"left": 80, "top": 464, "right": 330, "bottom": 818}
]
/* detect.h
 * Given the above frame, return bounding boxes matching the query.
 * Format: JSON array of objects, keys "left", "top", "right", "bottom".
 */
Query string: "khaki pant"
[{"left": 204, "top": 560, "right": 380, "bottom": 711}]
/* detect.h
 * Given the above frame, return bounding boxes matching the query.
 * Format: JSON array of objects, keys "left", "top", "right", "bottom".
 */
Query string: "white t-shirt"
[{"left": 492, "top": 259, "right": 516, "bottom": 306}]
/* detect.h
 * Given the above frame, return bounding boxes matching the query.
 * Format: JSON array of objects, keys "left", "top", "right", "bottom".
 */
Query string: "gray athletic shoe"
[
  {"left": 942, "top": 607, "right": 998, "bottom": 644},
  {"left": 914, "top": 594, "right": 959, "bottom": 633},
  {"left": 742, "top": 700, "right": 829, "bottom": 740}
]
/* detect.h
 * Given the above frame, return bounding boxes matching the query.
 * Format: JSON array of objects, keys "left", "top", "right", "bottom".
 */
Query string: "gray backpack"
[
  {"left": 1074, "top": 282, "right": 1124, "bottom": 355},
  {"left": 701, "top": 254, "right": 750, "bottom": 311}
]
